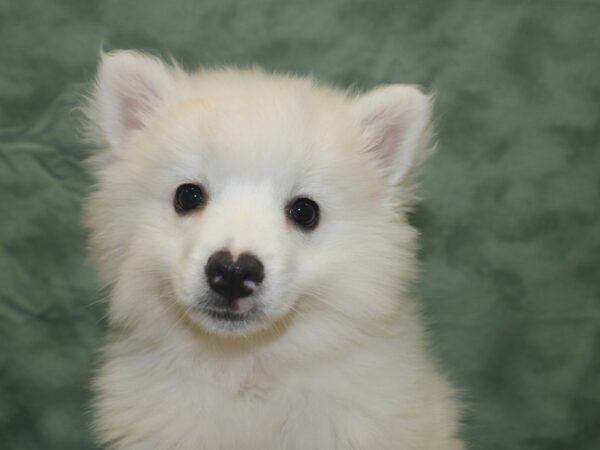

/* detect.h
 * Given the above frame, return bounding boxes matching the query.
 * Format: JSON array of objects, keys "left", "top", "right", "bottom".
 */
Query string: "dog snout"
[{"left": 205, "top": 250, "right": 264, "bottom": 307}]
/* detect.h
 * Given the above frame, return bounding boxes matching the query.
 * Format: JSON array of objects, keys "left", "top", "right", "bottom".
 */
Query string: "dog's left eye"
[{"left": 174, "top": 183, "right": 207, "bottom": 214}]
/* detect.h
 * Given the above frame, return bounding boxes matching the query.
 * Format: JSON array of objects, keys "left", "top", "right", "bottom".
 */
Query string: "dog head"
[{"left": 84, "top": 51, "right": 432, "bottom": 340}]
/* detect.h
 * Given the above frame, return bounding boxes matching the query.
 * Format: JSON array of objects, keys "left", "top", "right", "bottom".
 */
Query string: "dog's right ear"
[{"left": 86, "top": 50, "right": 175, "bottom": 148}]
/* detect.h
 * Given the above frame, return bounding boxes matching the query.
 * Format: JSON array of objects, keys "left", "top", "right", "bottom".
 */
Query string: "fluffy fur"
[{"left": 83, "top": 50, "right": 463, "bottom": 449}]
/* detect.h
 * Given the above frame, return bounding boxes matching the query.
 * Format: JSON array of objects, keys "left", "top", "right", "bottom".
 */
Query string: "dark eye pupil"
[
  {"left": 288, "top": 198, "right": 319, "bottom": 230},
  {"left": 175, "top": 184, "right": 206, "bottom": 214}
]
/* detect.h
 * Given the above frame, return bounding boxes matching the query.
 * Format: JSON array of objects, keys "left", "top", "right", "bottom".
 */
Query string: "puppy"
[{"left": 83, "top": 50, "right": 463, "bottom": 449}]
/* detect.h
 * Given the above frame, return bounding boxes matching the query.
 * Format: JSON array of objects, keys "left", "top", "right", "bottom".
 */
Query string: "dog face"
[{"left": 85, "top": 51, "right": 432, "bottom": 338}]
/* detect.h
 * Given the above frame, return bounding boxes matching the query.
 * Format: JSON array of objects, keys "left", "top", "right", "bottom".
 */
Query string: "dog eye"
[
  {"left": 174, "top": 184, "right": 207, "bottom": 214},
  {"left": 287, "top": 197, "right": 320, "bottom": 230}
]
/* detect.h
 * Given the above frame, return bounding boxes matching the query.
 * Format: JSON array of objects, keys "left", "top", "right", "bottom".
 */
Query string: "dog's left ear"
[{"left": 353, "top": 85, "right": 433, "bottom": 187}]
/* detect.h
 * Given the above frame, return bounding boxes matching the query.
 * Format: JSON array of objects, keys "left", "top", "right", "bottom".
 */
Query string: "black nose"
[{"left": 205, "top": 250, "right": 264, "bottom": 305}]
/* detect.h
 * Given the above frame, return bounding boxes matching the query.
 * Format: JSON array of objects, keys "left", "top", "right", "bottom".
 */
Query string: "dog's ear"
[
  {"left": 353, "top": 85, "right": 433, "bottom": 187},
  {"left": 86, "top": 50, "right": 175, "bottom": 148}
]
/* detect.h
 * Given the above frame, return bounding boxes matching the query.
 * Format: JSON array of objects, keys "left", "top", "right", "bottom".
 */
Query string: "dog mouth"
[
  {"left": 189, "top": 300, "right": 268, "bottom": 334},
  {"left": 193, "top": 307, "right": 270, "bottom": 336},
  {"left": 174, "top": 288, "right": 276, "bottom": 334},
  {"left": 203, "top": 308, "right": 253, "bottom": 323}
]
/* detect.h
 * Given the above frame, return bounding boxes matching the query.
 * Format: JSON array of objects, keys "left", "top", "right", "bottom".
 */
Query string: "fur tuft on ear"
[
  {"left": 85, "top": 50, "right": 176, "bottom": 148},
  {"left": 353, "top": 85, "right": 434, "bottom": 187}
]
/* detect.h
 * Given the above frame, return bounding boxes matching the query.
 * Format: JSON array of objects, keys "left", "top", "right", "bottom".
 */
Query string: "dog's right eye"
[
  {"left": 174, "top": 184, "right": 207, "bottom": 214},
  {"left": 287, "top": 197, "right": 320, "bottom": 230}
]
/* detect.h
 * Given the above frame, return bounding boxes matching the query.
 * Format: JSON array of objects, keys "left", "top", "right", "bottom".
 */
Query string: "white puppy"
[{"left": 83, "top": 50, "right": 463, "bottom": 450}]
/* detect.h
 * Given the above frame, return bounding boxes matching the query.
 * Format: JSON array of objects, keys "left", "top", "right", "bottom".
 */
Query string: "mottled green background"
[{"left": 1, "top": 0, "right": 599, "bottom": 448}]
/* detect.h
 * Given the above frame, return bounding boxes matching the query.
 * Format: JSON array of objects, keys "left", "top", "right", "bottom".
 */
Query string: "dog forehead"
[
  {"left": 204, "top": 96, "right": 312, "bottom": 161},
  {"left": 158, "top": 86, "right": 356, "bottom": 184}
]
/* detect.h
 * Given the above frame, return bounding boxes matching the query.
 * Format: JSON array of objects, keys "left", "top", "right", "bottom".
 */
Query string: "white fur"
[{"left": 83, "top": 50, "right": 463, "bottom": 449}]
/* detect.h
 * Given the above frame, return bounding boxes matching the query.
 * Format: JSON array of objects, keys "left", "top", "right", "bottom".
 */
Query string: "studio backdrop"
[{"left": 1, "top": 0, "right": 599, "bottom": 449}]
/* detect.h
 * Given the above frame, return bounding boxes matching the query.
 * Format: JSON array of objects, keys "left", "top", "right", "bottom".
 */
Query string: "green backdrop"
[{"left": 1, "top": 0, "right": 599, "bottom": 448}]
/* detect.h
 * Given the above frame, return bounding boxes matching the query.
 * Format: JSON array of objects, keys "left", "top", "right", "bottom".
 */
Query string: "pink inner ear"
[
  {"left": 122, "top": 95, "right": 145, "bottom": 131},
  {"left": 364, "top": 108, "right": 406, "bottom": 169},
  {"left": 120, "top": 75, "right": 161, "bottom": 133}
]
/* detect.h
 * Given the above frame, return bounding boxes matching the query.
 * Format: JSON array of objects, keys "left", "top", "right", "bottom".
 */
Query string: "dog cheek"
[
  {"left": 167, "top": 233, "right": 206, "bottom": 307},
  {"left": 107, "top": 247, "right": 167, "bottom": 326}
]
